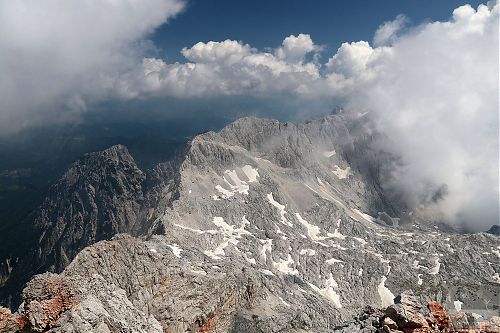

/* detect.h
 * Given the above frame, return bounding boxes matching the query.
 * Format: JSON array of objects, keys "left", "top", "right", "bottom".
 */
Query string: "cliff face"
[
  {"left": 0, "top": 116, "right": 498, "bottom": 332},
  {"left": 0, "top": 145, "right": 173, "bottom": 308}
]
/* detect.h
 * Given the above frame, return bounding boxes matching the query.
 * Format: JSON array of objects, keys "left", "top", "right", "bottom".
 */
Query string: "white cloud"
[
  {"left": 181, "top": 40, "right": 253, "bottom": 65},
  {"left": 325, "top": 41, "right": 378, "bottom": 77},
  {"left": 117, "top": 36, "right": 322, "bottom": 98},
  {"left": 275, "top": 33, "right": 318, "bottom": 63},
  {"left": 373, "top": 14, "right": 408, "bottom": 46},
  {"left": 0, "top": 0, "right": 185, "bottom": 132},
  {"left": 341, "top": 2, "right": 499, "bottom": 230}
]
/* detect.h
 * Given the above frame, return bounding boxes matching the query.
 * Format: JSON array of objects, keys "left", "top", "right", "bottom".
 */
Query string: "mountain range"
[{"left": 0, "top": 115, "right": 498, "bottom": 332}]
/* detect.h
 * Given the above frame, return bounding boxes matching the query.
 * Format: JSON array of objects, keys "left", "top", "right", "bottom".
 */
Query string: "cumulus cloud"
[
  {"left": 0, "top": 0, "right": 185, "bottom": 133},
  {"left": 116, "top": 35, "right": 322, "bottom": 98},
  {"left": 275, "top": 33, "right": 319, "bottom": 63}
]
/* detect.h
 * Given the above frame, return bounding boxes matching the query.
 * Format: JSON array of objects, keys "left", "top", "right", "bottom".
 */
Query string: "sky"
[
  {"left": 0, "top": 0, "right": 498, "bottom": 230},
  {"left": 151, "top": 0, "right": 486, "bottom": 63}
]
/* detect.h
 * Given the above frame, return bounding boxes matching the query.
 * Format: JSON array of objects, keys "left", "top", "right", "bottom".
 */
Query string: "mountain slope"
[
  {"left": 0, "top": 145, "right": 174, "bottom": 308},
  {"left": 1, "top": 116, "right": 498, "bottom": 332}
]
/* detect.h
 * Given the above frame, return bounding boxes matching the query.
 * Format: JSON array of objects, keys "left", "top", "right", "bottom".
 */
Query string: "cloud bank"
[
  {"left": 0, "top": 1, "right": 498, "bottom": 229},
  {"left": 0, "top": 0, "right": 185, "bottom": 132}
]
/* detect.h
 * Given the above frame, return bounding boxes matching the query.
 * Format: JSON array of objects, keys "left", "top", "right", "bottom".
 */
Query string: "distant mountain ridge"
[{"left": 0, "top": 115, "right": 498, "bottom": 332}]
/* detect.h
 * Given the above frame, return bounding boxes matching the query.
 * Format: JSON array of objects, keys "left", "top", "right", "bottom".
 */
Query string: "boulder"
[{"left": 385, "top": 291, "right": 429, "bottom": 330}]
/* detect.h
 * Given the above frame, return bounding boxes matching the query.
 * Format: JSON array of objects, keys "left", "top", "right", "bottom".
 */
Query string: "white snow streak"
[
  {"left": 332, "top": 165, "right": 351, "bottom": 179},
  {"left": 307, "top": 274, "right": 342, "bottom": 308},
  {"left": 378, "top": 276, "right": 395, "bottom": 307}
]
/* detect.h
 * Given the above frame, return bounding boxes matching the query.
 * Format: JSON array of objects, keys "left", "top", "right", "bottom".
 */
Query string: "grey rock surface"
[
  {"left": 0, "top": 145, "right": 174, "bottom": 308},
  {"left": 2, "top": 116, "right": 499, "bottom": 332}
]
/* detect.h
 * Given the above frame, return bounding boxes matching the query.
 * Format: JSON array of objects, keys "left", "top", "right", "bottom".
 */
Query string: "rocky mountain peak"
[
  {"left": 0, "top": 144, "right": 168, "bottom": 309},
  {"left": 0, "top": 115, "right": 498, "bottom": 332}
]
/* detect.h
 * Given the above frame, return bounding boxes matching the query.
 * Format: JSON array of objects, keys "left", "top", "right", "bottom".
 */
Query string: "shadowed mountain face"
[
  {"left": 0, "top": 115, "right": 498, "bottom": 332},
  {"left": 0, "top": 145, "right": 178, "bottom": 308}
]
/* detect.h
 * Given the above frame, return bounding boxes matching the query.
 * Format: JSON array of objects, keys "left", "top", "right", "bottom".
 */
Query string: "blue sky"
[{"left": 151, "top": 0, "right": 484, "bottom": 62}]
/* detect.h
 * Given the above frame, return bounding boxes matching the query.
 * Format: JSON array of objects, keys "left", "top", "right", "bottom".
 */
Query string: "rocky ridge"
[
  {"left": 0, "top": 145, "right": 175, "bottom": 308},
  {"left": 0, "top": 116, "right": 498, "bottom": 332}
]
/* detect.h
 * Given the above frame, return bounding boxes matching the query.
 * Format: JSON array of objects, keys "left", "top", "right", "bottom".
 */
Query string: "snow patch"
[
  {"left": 278, "top": 296, "right": 291, "bottom": 307},
  {"left": 327, "top": 219, "right": 346, "bottom": 240},
  {"left": 296, "top": 213, "right": 326, "bottom": 241},
  {"left": 259, "top": 269, "right": 275, "bottom": 276},
  {"left": 215, "top": 185, "right": 235, "bottom": 199},
  {"left": 325, "top": 258, "right": 344, "bottom": 265},
  {"left": 352, "top": 237, "right": 367, "bottom": 245},
  {"left": 191, "top": 269, "right": 207, "bottom": 275},
  {"left": 167, "top": 244, "right": 182, "bottom": 258},
  {"left": 323, "top": 150, "right": 336, "bottom": 158},
  {"left": 417, "top": 274, "right": 423, "bottom": 285},
  {"left": 300, "top": 249, "right": 316, "bottom": 256},
  {"left": 215, "top": 166, "right": 258, "bottom": 199},
  {"left": 428, "top": 256, "right": 441, "bottom": 275},
  {"left": 204, "top": 216, "right": 252, "bottom": 260},
  {"left": 332, "top": 165, "right": 351, "bottom": 179},
  {"left": 307, "top": 274, "right": 342, "bottom": 308},
  {"left": 353, "top": 209, "right": 376, "bottom": 223},
  {"left": 245, "top": 256, "right": 256, "bottom": 265},
  {"left": 260, "top": 239, "right": 273, "bottom": 263},
  {"left": 454, "top": 300, "right": 463, "bottom": 312},
  {"left": 378, "top": 276, "right": 395, "bottom": 307},
  {"left": 267, "top": 193, "right": 292, "bottom": 227},
  {"left": 272, "top": 254, "right": 298, "bottom": 275},
  {"left": 173, "top": 223, "right": 218, "bottom": 235},
  {"left": 241, "top": 165, "right": 259, "bottom": 182}
]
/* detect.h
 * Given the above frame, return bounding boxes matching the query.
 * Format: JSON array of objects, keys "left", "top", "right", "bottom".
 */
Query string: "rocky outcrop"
[
  {"left": 385, "top": 292, "right": 429, "bottom": 330},
  {"left": 334, "top": 291, "right": 500, "bottom": 333},
  {"left": 0, "top": 307, "right": 27, "bottom": 333}
]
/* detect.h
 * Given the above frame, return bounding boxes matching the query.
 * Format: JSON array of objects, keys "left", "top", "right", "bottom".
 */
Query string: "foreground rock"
[{"left": 334, "top": 291, "right": 500, "bottom": 333}]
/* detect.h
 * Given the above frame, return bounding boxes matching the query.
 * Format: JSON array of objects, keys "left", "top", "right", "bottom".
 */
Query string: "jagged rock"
[
  {"left": 0, "top": 307, "right": 27, "bottom": 333},
  {"left": 382, "top": 317, "right": 398, "bottom": 330},
  {"left": 21, "top": 273, "right": 77, "bottom": 332},
  {"left": 427, "top": 302, "right": 449, "bottom": 330},
  {"left": 487, "top": 224, "right": 500, "bottom": 236},
  {"left": 337, "top": 294, "right": 499, "bottom": 333},
  {"left": 385, "top": 291, "right": 429, "bottom": 330}
]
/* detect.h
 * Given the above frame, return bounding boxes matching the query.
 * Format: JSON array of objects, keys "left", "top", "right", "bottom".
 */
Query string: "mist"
[{"left": 343, "top": 2, "right": 499, "bottom": 230}]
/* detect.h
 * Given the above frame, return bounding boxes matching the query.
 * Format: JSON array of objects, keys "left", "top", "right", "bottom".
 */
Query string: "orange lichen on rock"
[
  {"left": 22, "top": 273, "right": 78, "bottom": 332},
  {"left": 0, "top": 307, "right": 28, "bottom": 332},
  {"left": 427, "top": 301, "right": 450, "bottom": 330}
]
